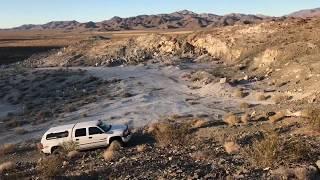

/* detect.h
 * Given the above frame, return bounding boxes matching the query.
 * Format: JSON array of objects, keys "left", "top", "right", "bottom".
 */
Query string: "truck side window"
[
  {"left": 75, "top": 128, "right": 86, "bottom": 137},
  {"left": 46, "top": 131, "right": 69, "bottom": 140},
  {"left": 89, "top": 127, "right": 103, "bottom": 135}
]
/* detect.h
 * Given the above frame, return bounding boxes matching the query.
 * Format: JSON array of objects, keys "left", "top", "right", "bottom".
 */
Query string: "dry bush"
[
  {"left": 234, "top": 88, "right": 245, "bottom": 98},
  {"left": 272, "top": 94, "right": 290, "bottom": 104},
  {"left": 224, "top": 142, "right": 240, "bottom": 154},
  {"left": 223, "top": 113, "right": 240, "bottom": 126},
  {"left": 190, "top": 151, "right": 210, "bottom": 161},
  {"left": 0, "top": 161, "right": 15, "bottom": 173},
  {"left": 302, "top": 107, "right": 320, "bottom": 131},
  {"left": 244, "top": 132, "right": 280, "bottom": 167},
  {"left": 136, "top": 144, "right": 147, "bottom": 152},
  {"left": 0, "top": 144, "right": 16, "bottom": 156},
  {"left": 103, "top": 149, "right": 119, "bottom": 161},
  {"left": 269, "top": 111, "right": 286, "bottom": 124},
  {"left": 255, "top": 93, "right": 267, "bottom": 101},
  {"left": 239, "top": 102, "right": 250, "bottom": 109},
  {"left": 14, "top": 127, "right": 28, "bottom": 135},
  {"left": 241, "top": 113, "right": 250, "bottom": 124},
  {"left": 151, "top": 122, "right": 191, "bottom": 147},
  {"left": 61, "top": 141, "right": 79, "bottom": 153},
  {"left": 67, "top": 150, "right": 81, "bottom": 159},
  {"left": 37, "top": 155, "right": 64, "bottom": 178},
  {"left": 108, "top": 141, "right": 121, "bottom": 151},
  {"left": 191, "top": 119, "right": 208, "bottom": 128}
]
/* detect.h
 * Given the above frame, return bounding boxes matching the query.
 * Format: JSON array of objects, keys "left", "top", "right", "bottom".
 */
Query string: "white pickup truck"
[{"left": 39, "top": 120, "right": 132, "bottom": 154}]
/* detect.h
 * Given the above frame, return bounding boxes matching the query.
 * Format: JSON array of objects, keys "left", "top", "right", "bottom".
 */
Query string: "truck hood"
[{"left": 108, "top": 124, "right": 128, "bottom": 135}]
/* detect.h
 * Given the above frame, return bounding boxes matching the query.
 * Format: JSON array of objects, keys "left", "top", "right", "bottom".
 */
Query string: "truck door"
[
  {"left": 73, "top": 128, "right": 90, "bottom": 149},
  {"left": 88, "top": 127, "right": 108, "bottom": 148}
]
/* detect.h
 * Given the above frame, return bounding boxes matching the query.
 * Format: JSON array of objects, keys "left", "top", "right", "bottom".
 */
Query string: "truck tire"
[{"left": 51, "top": 146, "right": 63, "bottom": 155}]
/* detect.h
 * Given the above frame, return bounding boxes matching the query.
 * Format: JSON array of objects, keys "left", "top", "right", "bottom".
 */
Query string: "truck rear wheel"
[{"left": 51, "top": 146, "right": 63, "bottom": 155}]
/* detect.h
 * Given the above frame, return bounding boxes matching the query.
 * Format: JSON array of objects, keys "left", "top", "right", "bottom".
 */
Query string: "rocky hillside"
[
  {"left": 289, "top": 8, "right": 320, "bottom": 18},
  {"left": 10, "top": 10, "right": 273, "bottom": 31}
]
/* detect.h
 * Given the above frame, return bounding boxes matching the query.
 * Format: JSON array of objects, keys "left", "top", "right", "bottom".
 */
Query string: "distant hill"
[
  {"left": 288, "top": 8, "right": 320, "bottom": 18},
  {"left": 6, "top": 10, "right": 277, "bottom": 31}
]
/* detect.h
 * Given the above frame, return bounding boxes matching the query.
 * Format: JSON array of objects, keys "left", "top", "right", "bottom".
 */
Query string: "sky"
[{"left": 1, "top": 0, "right": 320, "bottom": 28}]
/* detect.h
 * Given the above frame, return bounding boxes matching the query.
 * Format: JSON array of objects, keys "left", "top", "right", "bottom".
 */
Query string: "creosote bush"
[
  {"left": 37, "top": 155, "right": 64, "bottom": 178},
  {"left": 303, "top": 107, "right": 320, "bottom": 131},
  {"left": 223, "top": 113, "right": 240, "bottom": 126},
  {"left": 243, "top": 132, "right": 310, "bottom": 168},
  {"left": 0, "top": 144, "right": 16, "bottom": 156},
  {"left": 151, "top": 122, "right": 191, "bottom": 147}
]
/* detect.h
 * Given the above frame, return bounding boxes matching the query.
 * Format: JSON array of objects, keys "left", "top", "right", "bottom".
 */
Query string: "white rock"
[
  {"left": 316, "top": 160, "right": 320, "bottom": 169},
  {"left": 220, "top": 78, "right": 227, "bottom": 84}
]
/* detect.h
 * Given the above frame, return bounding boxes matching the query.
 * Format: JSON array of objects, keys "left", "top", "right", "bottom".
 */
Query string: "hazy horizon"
[{"left": 1, "top": 0, "right": 320, "bottom": 28}]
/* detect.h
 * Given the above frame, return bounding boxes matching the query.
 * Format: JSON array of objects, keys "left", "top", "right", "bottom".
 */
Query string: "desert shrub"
[
  {"left": 190, "top": 151, "right": 210, "bottom": 161},
  {"left": 61, "top": 141, "right": 79, "bottom": 153},
  {"left": 14, "top": 127, "right": 28, "bottom": 135},
  {"left": 243, "top": 132, "right": 309, "bottom": 167},
  {"left": 67, "top": 150, "right": 81, "bottom": 159},
  {"left": 234, "top": 88, "right": 245, "bottom": 98},
  {"left": 302, "top": 107, "right": 320, "bottom": 131},
  {"left": 64, "top": 104, "right": 77, "bottom": 112},
  {"left": 223, "top": 113, "right": 240, "bottom": 126},
  {"left": 239, "top": 102, "right": 250, "bottom": 109},
  {"left": 5, "top": 118, "right": 27, "bottom": 128},
  {"left": 37, "top": 155, "right": 64, "bottom": 178},
  {"left": 151, "top": 122, "right": 191, "bottom": 147},
  {"left": 136, "top": 144, "right": 147, "bottom": 152},
  {"left": 103, "top": 149, "right": 119, "bottom": 161},
  {"left": 243, "top": 132, "right": 280, "bottom": 167},
  {"left": 269, "top": 111, "right": 286, "bottom": 124},
  {"left": 241, "top": 113, "right": 250, "bottom": 124},
  {"left": 108, "top": 141, "right": 121, "bottom": 151},
  {"left": 191, "top": 119, "right": 208, "bottom": 128},
  {"left": 273, "top": 94, "right": 290, "bottom": 104},
  {"left": 224, "top": 141, "right": 240, "bottom": 154},
  {"left": 0, "top": 161, "right": 15, "bottom": 173},
  {"left": 0, "top": 144, "right": 16, "bottom": 156},
  {"left": 255, "top": 93, "right": 267, "bottom": 101}
]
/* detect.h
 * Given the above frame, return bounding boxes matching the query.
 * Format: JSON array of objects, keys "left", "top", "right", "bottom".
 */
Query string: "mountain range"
[{"left": 5, "top": 8, "right": 320, "bottom": 31}]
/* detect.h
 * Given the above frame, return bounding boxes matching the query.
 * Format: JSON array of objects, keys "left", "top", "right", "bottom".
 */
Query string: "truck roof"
[{"left": 46, "top": 120, "right": 102, "bottom": 134}]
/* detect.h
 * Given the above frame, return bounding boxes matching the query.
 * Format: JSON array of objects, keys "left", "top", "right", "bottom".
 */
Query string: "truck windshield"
[{"left": 98, "top": 122, "right": 111, "bottom": 132}]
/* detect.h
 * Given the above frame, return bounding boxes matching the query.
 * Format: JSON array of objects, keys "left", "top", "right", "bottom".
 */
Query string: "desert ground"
[{"left": 0, "top": 18, "right": 320, "bottom": 179}]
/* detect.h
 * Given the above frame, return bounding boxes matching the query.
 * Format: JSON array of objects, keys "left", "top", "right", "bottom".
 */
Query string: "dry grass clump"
[
  {"left": 255, "top": 93, "right": 267, "bottom": 101},
  {"left": 224, "top": 142, "right": 240, "bottom": 154},
  {"left": 103, "top": 148, "right": 119, "bottom": 161},
  {"left": 191, "top": 119, "right": 208, "bottom": 128},
  {"left": 37, "top": 155, "right": 64, "bottom": 178},
  {"left": 151, "top": 122, "right": 191, "bottom": 147},
  {"left": 234, "top": 88, "right": 245, "bottom": 98},
  {"left": 0, "top": 144, "right": 16, "bottom": 156},
  {"left": 244, "top": 132, "right": 280, "bottom": 167},
  {"left": 243, "top": 132, "right": 309, "bottom": 168},
  {"left": 241, "top": 113, "right": 250, "bottom": 124},
  {"left": 14, "top": 127, "right": 28, "bottom": 135},
  {"left": 67, "top": 150, "right": 81, "bottom": 159},
  {"left": 0, "top": 161, "right": 15, "bottom": 173},
  {"left": 302, "top": 107, "right": 320, "bottom": 131},
  {"left": 108, "top": 141, "right": 121, "bottom": 151},
  {"left": 272, "top": 94, "right": 290, "bottom": 104},
  {"left": 190, "top": 151, "right": 210, "bottom": 161},
  {"left": 136, "top": 144, "right": 147, "bottom": 152},
  {"left": 223, "top": 113, "right": 240, "bottom": 126},
  {"left": 269, "top": 111, "right": 286, "bottom": 124},
  {"left": 239, "top": 102, "right": 250, "bottom": 109},
  {"left": 61, "top": 141, "right": 79, "bottom": 153}
]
